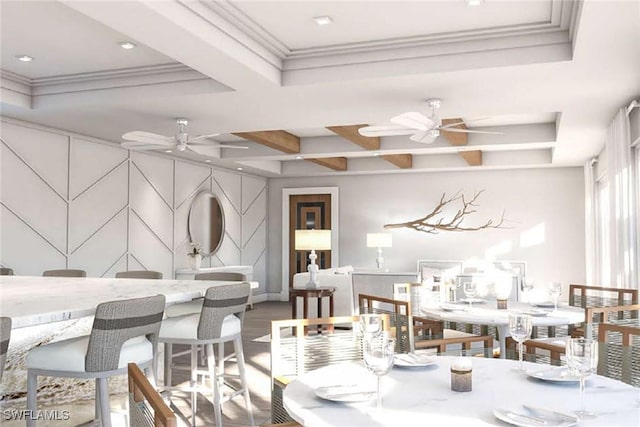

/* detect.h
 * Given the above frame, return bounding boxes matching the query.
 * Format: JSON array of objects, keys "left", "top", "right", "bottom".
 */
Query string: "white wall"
[
  {"left": 267, "top": 168, "right": 586, "bottom": 296},
  {"left": 0, "top": 118, "right": 267, "bottom": 291}
]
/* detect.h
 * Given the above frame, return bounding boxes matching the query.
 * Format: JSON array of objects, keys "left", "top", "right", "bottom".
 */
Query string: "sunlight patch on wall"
[
  {"left": 520, "top": 222, "right": 545, "bottom": 248},
  {"left": 484, "top": 240, "right": 513, "bottom": 260}
]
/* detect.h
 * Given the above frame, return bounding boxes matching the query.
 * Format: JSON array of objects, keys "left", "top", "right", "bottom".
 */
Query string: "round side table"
[{"left": 290, "top": 287, "right": 336, "bottom": 335}]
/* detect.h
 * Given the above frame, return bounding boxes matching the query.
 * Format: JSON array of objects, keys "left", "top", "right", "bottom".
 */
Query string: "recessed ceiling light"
[
  {"left": 295, "top": 156, "right": 303, "bottom": 160},
  {"left": 236, "top": 167, "right": 243, "bottom": 171},
  {"left": 314, "top": 16, "right": 333, "bottom": 26},
  {"left": 467, "top": 0, "right": 483, "bottom": 6},
  {"left": 373, "top": 152, "right": 381, "bottom": 157},
  {"left": 165, "top": 149, "right": 172, "bottom": 153},
  {"left": 118, "top": 41, "right": 136, "bottom": 50},
  {"left": 16, "top": 55, "right": 34, "bottom": 62},
  {"left": 205, "top": 159, "right": 211, "bottom": 163}
]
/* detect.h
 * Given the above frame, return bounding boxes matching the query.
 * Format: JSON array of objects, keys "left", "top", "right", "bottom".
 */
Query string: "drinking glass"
[
  {"left": 522, "top": 276, "right": 534, "bottom": 302},
  {"left": 363, "top": 335, "right": 395, "bottom": 409},
  {"left": 549, "top": 282, "right": 562, "bottom": 311},
  {"left": 566, "top": 338, "right": 598, "bottom": 419},
  {"left": 508, "top": 313, "right": 533, "bottom": 370},
  {"left": 359, "top": 314, "right": 383, "bottom": 338},
  {"left": 463, "top": 281, "right": 477, "bottom": 307}
]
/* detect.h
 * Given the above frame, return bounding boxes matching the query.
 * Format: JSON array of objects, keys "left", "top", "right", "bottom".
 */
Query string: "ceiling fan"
[
  {"left": 358, "top": 98, "right": 501, "bottom": 144},
  {"left": 121, "top": 118, "right": 248, "bottom": 154}
]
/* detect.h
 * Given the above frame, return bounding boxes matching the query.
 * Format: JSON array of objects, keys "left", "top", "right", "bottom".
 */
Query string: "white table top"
[
  {"left": 284, "top": 356, "right": 640, "bottom": 427},
  {"left": 0, "top": 275, "right": 234, "bottom": 328},
  {"left": 419, "top": 302, "right": 585, "bottom": 328}
]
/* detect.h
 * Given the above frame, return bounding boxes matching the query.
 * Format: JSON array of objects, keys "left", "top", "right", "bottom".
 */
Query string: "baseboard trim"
[{"left": 252, "top": 292, "right": 286, "bottom": 303}]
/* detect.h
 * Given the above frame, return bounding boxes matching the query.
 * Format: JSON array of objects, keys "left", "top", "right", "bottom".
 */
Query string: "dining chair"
[
  {"left": 270, "top": 315, "right": 390, "bottom": 424},
  {"left": 597, "top": 320, "right": 640, "bottom": 386},
  {"left": 116, "top": 270, "right": 163, "bottom": 280},
  {"left": 26, "top": 294, "right": 166, "bottom": 427},
  {"left": 42, "top": 269, "right": 87, "bottom": 277},
  {"left": 567, "top": 284, "right": 638, "bottom": 337},
  {"left": 128, "top": 363, "right": 176, "bottom": 427},
  {"left": 0, "top": 267, "right": 14, "bottom": 276},
  {"left": 358, "top": 293, "right": 494, "bottom": 356},
  {"left": 158, "top": 283, "right": 254, "bottom": 427},
  {"left": 0, "top": 317, "right": 11, "bottom": 381}
]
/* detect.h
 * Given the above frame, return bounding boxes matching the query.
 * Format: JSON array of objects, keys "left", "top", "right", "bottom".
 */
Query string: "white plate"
[
  {"left": 493, "top": 408, "right": 578, "bottom": 427},
  {"left": 459, "top": 298, "right": 486, "bottom": 304},
  {"left": 439, "top": 304, "right": 467, "bottom": 312},
  {"left": 532, "top": 302, "right": 555, "bottom": 308},
  {"left": 517, "top": 309, "right": 549, "bottom": 317},
  {"left": 394, "top": 353, "right": 437, "bottom": 368},
  {"left": 314, "top": 385, "right": 376, "bottom": 402},
  {"left": 525, "top": 366, "right": 581, "bottom": 382}
]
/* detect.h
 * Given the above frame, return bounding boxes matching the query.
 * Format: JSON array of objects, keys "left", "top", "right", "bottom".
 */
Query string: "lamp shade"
[
  {"left": 366, "top": 233, "right": 392, "bottom": 248},
  {"left": 295, "top": 229, "right": 332, "bottom": 250}
]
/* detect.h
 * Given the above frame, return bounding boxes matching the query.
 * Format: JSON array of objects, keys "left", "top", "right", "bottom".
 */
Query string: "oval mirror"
[{"left": 188, "top": 191, "right": 225, "bottom": 256}]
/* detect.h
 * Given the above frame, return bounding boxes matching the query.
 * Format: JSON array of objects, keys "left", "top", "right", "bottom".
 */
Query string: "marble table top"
[{"left": 0, "top": 275, "right": 234, "bottom": 328}]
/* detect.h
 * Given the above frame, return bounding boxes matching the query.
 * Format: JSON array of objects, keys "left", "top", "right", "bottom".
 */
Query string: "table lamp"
[
  {"left": 366, "top": 233, "right": 393, "bottom": 269},
  {"left": 295, "top": 229, "right": 332, "bottom": 288}
]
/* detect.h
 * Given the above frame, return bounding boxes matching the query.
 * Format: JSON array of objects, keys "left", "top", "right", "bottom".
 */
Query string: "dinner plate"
[
  {"left": 393, "top": 353, "right": 436, "bottom": 368},
  {"left": 517, "top": 309, "right": 549, "bottom": 317},
  {"left": 458, "top": 298, "right": 486, "bottom": 304},
  {"left": 314, "top": 385, "right": 376, "bottom": 402},
  {"left": 532, "top": 302, "right": 556, "bottom": 308},
  {"left": 493, "top": 408, "right": 578, "bottom": 427},
  {"left": 525, "top": 366, "right": 581, "bottom": 382}
]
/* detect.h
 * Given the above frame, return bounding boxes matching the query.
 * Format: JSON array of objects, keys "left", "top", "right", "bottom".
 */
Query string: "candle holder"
[
  {"left": 497, "top": 299, "right": 508, "bottom": 310},
  {"left": 451, "top": 357, "right": 472, "bottom": 392}
]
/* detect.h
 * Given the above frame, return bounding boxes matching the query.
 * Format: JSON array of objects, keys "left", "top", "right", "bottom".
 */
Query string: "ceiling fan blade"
[
  {"left": 409, "top": 131, "right": 437, "bottom": 144},
  {"left": 390, "top": 112, "right": 435, "bottom": 131},
  {"left": 122, "top": 131, "right": 175, "bottom": 145},
  {"left": 121, "top": 142, "right": 173, "bottom": 150},
  {"left": 191, "top": 133, "right": 221, "bottom": 142},
  {"left": 189, "top": 142, "right": 249, "bottom": 149},
  {"left": 441, "top": 128, "right": 503, "bottom": 135},
  {"left": 358, "top": 124, "right": 416, "bottom": 137}
]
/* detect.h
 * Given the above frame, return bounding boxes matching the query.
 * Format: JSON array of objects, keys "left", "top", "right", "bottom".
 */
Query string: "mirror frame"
[{"left": 187, "top": 191, "right": 225, "bottom": 257}]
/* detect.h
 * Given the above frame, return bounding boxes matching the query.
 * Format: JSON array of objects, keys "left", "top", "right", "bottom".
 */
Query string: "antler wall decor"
[{"left": 384, "top": 190, "right": 506, "bottom": 234}]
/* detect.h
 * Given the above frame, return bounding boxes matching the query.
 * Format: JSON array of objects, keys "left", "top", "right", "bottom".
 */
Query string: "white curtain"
[
  {"left": 584, "top": 159, "right": 597, "bottom": 284},
  {"left": 605, "top": 108, "right": 638, "bottom": 288}
]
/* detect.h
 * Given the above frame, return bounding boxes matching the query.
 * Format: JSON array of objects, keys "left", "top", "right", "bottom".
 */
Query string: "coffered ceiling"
[{"left": 1, "top": 0, "right": 638, "bottom": 177}]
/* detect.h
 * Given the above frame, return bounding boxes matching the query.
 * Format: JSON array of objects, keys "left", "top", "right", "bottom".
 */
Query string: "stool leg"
[
  {"left": 190, "top": 344, "right": 198, "bottom": 427},
  {"left": 97, "top": 377, "right": 111, "bottom": 427},
  {"left": 26, "top": 370, "right": 37, "bottom": 427},
  {"left": 164, "top": 343, "right": 172, "bottom": 388},
  {"left": 234, "top": 337, "right": 254, "bottom": 426},
  {"left": 206, "top": 344, "right": 223, "bottom": 427},
  {"left": 95, "top": 380, "right": 101, "bottom": 421},
  {"left": 218, "top": 342, "right": 225, "bottom": 407}
]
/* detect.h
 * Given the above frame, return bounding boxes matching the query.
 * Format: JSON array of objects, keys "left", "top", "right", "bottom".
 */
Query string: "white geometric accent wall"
[{"left": 0, "top": 119, "right": 267, "bottom": 289}]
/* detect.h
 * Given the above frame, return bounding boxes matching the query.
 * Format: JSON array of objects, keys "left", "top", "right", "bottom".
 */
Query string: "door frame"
[{"left": 281, "top": 187, "right": 339, "bottom": 301}]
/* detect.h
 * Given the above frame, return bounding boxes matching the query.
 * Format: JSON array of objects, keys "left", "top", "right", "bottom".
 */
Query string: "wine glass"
[
  {"left": 549, "top": 282, "right": 562, "bottom": 311},
  {"left": 565, "top": 338, "right": 598, "bottom": 419},
  {"left": 359, "top": 314, "right": 383, "bottom": 338},
  {"left": 463, "top": 281, "right": 477, "bottom": 307},
  {"left": 363, "top": 334, "right": 395, "bottom": 409},
  {"left": 508, "top": 313, "right": 533, "bottom": 370},
  {"left": 522, "top": 276, "right": 534, "bottom": 302}
]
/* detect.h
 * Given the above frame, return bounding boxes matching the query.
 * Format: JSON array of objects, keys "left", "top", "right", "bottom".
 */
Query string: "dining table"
[
  {"left": 283, "top": 356, "right": 640, "bottom": 427},
  {"left": 418, "top": 301, "right": 585, "bottom": 358}
]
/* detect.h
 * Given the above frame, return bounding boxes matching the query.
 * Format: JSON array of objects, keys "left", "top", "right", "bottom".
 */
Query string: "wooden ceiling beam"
[
  {"left": 460, "top": 150, "right": 483, "bottom": 166},
  {"left": 441, "top": 118, "right": 468, "bottom": 146},
  {"left": 380, "top": 154, "right": 413, "bottom": 169},
  {"left": 309, "top": 157, "right": 348, "bottom": 171},
  {"left": 326, "top": 124, "right": 380, "bottom": 150},
  {"left": 232, "top": 130, "right": 300, "bottom": 153}
]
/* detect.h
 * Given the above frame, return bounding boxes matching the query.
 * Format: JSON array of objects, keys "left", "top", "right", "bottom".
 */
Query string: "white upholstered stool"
[
  {"left": 159, "top": 283, "right": 254, "bottom": 427},
  {"left": 26, "top": 295, "right": 166, "bottom": 427}
]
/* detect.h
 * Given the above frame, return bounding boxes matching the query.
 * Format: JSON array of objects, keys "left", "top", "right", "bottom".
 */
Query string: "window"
[{"left": 596, "top": 174, "right": 610, "bottom": 285}]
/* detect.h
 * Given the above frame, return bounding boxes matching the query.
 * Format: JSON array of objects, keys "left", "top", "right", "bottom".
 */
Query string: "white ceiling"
[{"left": 0, "top": 0, "right": 638, "bottom": 178}]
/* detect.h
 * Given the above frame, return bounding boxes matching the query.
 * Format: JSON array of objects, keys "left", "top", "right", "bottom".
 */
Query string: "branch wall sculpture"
[{"left": 384, "top": 190, "right": 506, "bottom": 234}]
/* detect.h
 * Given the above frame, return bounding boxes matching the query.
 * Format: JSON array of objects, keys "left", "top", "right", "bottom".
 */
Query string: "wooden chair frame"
[
  {"left": 597, "top": 322, "right": 640, "bottom": 385},
  {"left": 128, "top": 363, "right": 176, "bottom": 427}
]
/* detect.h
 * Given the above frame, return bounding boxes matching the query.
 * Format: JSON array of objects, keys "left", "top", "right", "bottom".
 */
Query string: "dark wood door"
[{"left": 289, "top": 194, "right": 332, "bottom": 288}]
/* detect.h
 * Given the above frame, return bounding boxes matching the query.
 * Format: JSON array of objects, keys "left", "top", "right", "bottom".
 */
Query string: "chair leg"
[
  {"left": 164, "top": 343, "right": 172, "bottom": 388},
  {"left": 26, "top": 370, "right": 37, "bottom": 427},
  {"left": 235, "top": 337, "right": 254, "bottom": 426},
  {"left": 206, "top": 344, "right": 223, "bottom": 427},
  {"left": 190, "top": 344, "right": 198, "bottom": 427},
  {"left": 97, "top": 378, "right": 111, "bottom": 427},
  {"left": 95, "top": 380, "right": 101, "bottom": 421}
]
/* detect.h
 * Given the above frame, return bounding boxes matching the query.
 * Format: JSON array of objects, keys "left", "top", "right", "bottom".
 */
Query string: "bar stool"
[
  {"left": 0, "top": 317, "right": 11, "bottom": 381},
  {"left": 115, "top": 270, "right": 163, "bottom": 279},
  {"left": 0, "top": 267, "right": 14, "bottom": 276},
  {"left": 26, "top": 295, "right": 166, "bottom": 427},
  {"left": 165, "top": 272, "right": 245, "bottom": 317},
  {"left": 42, "top": 269, "right": 86, "bottom": 277},
  {"left": 159, "top": 283, "right": 254, "bottom": 427}
]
